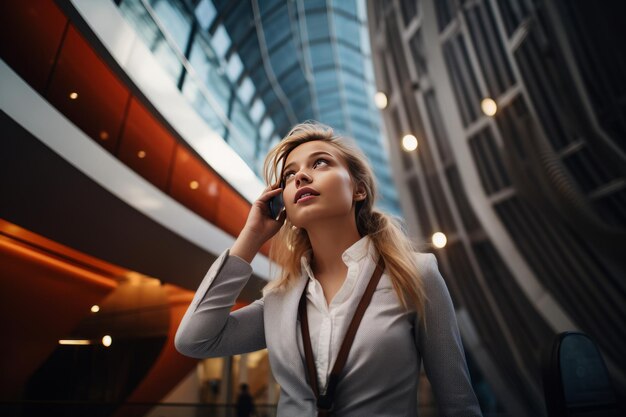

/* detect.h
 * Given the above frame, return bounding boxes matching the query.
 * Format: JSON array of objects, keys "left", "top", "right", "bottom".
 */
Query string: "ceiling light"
[
  {"left": 91, "top": 305, "right": 100, "bottom": 313},
  {"left": 59, "top": 339, "right": 92, "bottom": 345},
  {"left": 189, "top": 180, "right": 199, "bottom": 190},
  {"left": 432, "top": 232, "right": 447, "bottom": 248},
  {"left": 374, "top": 92, "right": 388, "bottom": 109},
  {"left": 69, "top": 92, "right": 78, "bottom": 100},
  {"left": 102, "top": 335, "right": 112, "bottom": 347},
  {"left": 402, "top": 134, "right": 418, "bottom": 151},
  {"left": 137, "top": 150, "right": 146, "bottom": 159},
  {"left": 481, "top": 98, "right": 497, "bottom": 116}
]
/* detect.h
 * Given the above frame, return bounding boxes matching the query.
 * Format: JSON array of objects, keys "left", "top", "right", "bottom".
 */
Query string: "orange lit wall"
[
  {"left": 0, "top": 229, "right": 117, "bottom": 400},
  {"left": 0, "top": 0, "right": 272, "bottom": 257}
]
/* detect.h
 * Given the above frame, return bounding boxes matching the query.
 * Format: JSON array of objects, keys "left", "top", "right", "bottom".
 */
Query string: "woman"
[{"left": 175, "top": 121, "right": 482, "bottom": 416}]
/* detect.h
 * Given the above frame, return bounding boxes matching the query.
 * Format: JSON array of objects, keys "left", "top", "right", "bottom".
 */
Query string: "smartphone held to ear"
[{"left": 268, "top": 182, "right": 285, "bottom": 220}]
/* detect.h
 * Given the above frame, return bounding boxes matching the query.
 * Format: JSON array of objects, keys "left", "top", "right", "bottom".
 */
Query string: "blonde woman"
[{"left": 175, "top": 122, "right": 482, "bottom": 416}]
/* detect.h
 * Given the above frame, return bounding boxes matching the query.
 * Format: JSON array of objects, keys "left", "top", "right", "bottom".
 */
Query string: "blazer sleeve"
[
  {"left": 175, "top": 248, "right": 266, "bottom": 359},
  {"left": 415, "top": 253, "right": 483, "bottom": 417}
]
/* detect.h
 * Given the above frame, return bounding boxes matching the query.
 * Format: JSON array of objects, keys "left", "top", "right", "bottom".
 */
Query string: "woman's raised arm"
[{"left": 175, "top": 185, "right": 287, "bottom": 358}]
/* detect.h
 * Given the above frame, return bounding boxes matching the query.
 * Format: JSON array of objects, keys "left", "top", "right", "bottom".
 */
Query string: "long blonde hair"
[{"left": 262, "top": 121, "right": 426, "bottom": 316}]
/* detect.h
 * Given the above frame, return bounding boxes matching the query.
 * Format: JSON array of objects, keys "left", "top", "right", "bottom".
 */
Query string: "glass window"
[
  {"left": 291, "top": 88, "right": 313, "bottom": 118},
  {"left": 226, "top": 53, "right": 243, "bottom": 81},
  {"left": 278, "top": 64, "right": 306, "bottom": 96},
  {"left": 270, "top": 41, "right": 298, "bottom": 77},
  {"left": 119, "top": 0, "right": 182, "bottom": 83},
  {"left": 249, "top": 67, "right": 270, "bottom": 97},
  {"left": 182, "top": 76, "right": 225, "bottom": 135},
  {"left": 468, "top": 127, "right": 511, "bottom": 195},
  {"left": 223, "top": 2, "right": 254, "bottom": 42},
  {"left": 262, "top": 9, "right": 291, "bottom": 52},
  {"left": 260, "top": 117, "right": 274, "bottom": 140},
  {"left": 150, "top": 0, "right": 192, "bottom": 54},
  {"left": 399, "top": 0, "right": 418, "bottom": 27},
  {"left": 310, "top": 43, "right": 335, "bottom": 70},
  {"left": 342, "top": 71, "right": 365, "bottom": 94},
  {"left": 333, "top": 14, "right": 360, "bottom": 47},
  {"left": 238, "top": 77, "right": 255, "bottom": 105},
  {"left": 434, "top": 0, "right": 459, "bottom": 32},
  {"left": 306, "top": 12, "right": 330, "bottom": 42},
  {"left": 238, "top": 36, "right": 262, "bottom": 69},
  {"left": 249, "top": 98, "right": 266, "bottom": 123},
  {"left": 497, "top": 0, "right": 533, "bottom": 36},
  {"left": 464, "top": 1, "right": 516, "bottom": 98},
  {"left": 258, "top": 0, "right": 283, "bottom": 14},
  {"left": 445, "top": 165, "right": 481, "bottom": 232},
  {"left": 442, "top": 34, "right": 482, "bottom": 126},
  {"left": 304, "top": 0, "right": 327, "bottom": 11},
  {"left": 407, "top": 176, "right": 432, "bottom": 236},
  {"left": 337, "top": 44, "right": 364, "bottom": 77},
  {"left": 332, "top": 0, "right": 357, "bottom": 16},
  {"left": 317, "top": 90, "right": 341, "bottom": 109},
  {"left": 424, "top": 90, "right": 452, "bottom": 164},
  {"left": 188, "top": 33, "right": 230, "bottom": 111},
  {"left": 194, "top": 0, "right": 216, "bottom": 30},
  {"left": 409, "top": 29, "right": 428, "bottom": 76},
  {"left": 514, "top": 26, "right": 576, "bottom": 150},
  {"left": 230, "top": 101, "right": 256, "bottom": 162},
  {"left": 314, "top": 69, "right": 339, "bottom": 88},
  {"left": 211, "top": 24, "right": 230, "bottom": 57}
]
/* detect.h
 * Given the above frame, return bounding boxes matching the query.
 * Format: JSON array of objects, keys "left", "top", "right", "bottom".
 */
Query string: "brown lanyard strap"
[{"left": 299, "top": 256, "right": 385, "bottom": 417}]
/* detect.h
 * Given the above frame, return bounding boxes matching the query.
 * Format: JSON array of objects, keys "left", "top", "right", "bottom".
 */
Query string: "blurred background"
[{"left": 1, "top": 0, "right": 624, "bottom": 416}]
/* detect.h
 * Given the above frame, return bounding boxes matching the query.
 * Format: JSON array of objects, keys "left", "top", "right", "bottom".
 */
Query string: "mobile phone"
[{"left": 268, "top": 181, "right": 285, "bottom": 220}]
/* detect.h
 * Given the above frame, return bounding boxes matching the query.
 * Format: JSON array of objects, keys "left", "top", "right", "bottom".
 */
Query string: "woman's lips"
[{"left": 296, "top": 195, "right": 318, "bottom": 204}]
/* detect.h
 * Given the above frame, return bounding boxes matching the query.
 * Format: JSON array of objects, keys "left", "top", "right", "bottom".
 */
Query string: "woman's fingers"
[{"left": 258, "top": 186, "right": 283, "bottom": 203}]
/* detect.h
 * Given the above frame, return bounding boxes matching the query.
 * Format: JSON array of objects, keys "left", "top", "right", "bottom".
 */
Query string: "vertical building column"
[
  {"left": 238, "top": 353, "right": 248, "bottom": 384},
  {"left": 219, "top": 356, "right": 233, "bottom": 417},
  {"left": 267, "top": 368, "right": 277, "bottom": 405}
]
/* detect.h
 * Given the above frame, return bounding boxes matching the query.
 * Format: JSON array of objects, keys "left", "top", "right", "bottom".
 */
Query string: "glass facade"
[{"left": 116, "top": 0, "right": 402, "bottom": 217}]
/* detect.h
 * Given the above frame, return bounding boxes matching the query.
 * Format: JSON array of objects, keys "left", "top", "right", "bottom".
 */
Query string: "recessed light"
[
  {"left": 481, "top": 98, "right": 497, "bottom": 116},
  {"left": 402, "top": 134, "right": 418, "bottom": 151},
  {"left": 432, "top": 232, "right": 447, "bottom": 248},
  {"left": 374, "top": 92, "right": 388, "bottom": 109}
]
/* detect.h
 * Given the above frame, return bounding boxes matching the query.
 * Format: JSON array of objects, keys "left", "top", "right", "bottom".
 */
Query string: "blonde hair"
[{"left": 262, "top": 121, "right": 426, "bottom": 316}]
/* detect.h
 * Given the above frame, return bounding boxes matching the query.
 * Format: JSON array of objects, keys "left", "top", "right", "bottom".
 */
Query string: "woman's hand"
[{"left": 231, "top": 185, "right": 287, "bottom": 262}]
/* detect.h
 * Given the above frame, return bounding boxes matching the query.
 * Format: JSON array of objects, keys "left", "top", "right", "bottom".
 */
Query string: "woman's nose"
[{"left": 295, "top": 170, "right": 312, "bottom": 186}]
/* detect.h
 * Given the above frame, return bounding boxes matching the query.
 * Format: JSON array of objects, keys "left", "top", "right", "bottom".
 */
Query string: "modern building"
[
  {"left": 1, "top": 0, "right": 401, "bottom": 416},
  {"left": 3, "top": 0, "right": 624, "bottom": 416},
  {"left": 368, "top": 0, "right": 625, "bottom": 415},
  {"left": 116, "top": 0, "right": 401, "bottom": 216}
]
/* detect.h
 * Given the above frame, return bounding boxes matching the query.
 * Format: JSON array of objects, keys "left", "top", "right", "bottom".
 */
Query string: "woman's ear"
[{"left": 353, "top": 183, "right": 367, "bottom": 202}]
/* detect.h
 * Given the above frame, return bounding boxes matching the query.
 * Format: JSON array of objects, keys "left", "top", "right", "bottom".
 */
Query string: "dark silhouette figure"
[{"left": 236, "top": 383, "right": 255, "bottom": 417}]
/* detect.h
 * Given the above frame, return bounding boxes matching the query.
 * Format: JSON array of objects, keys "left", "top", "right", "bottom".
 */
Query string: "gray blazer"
[{"left": 175, "top": 248, "right": 483, "bottom": 417}]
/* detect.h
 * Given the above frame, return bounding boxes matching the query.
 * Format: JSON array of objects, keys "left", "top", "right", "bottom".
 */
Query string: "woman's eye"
[{"left": 283, "top": 159, "right": 328, "bottom": 181}]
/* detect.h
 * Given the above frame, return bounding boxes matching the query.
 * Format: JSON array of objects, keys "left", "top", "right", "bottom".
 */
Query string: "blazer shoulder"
[{"left": 412, "top": 252, "right": 438, "bottom": 271}]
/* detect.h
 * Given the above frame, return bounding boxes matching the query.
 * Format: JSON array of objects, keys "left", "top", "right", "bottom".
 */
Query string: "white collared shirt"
[{"left": 299, "top": 234, "right": 377, "bottom": 393}]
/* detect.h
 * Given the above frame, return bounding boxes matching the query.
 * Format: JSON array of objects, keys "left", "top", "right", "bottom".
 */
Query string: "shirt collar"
[{"left": 300, "top": 234, "right": 374, "bottom": 280}]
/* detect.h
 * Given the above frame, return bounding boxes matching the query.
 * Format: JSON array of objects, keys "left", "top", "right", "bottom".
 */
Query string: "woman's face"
[{"left": 281, "top": 140, "right": 364, "bottom": 229}]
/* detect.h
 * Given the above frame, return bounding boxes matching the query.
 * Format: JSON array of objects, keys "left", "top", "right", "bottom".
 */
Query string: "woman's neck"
[{"left": 305, "top": 218, "right": 362, "bottom": 277}]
